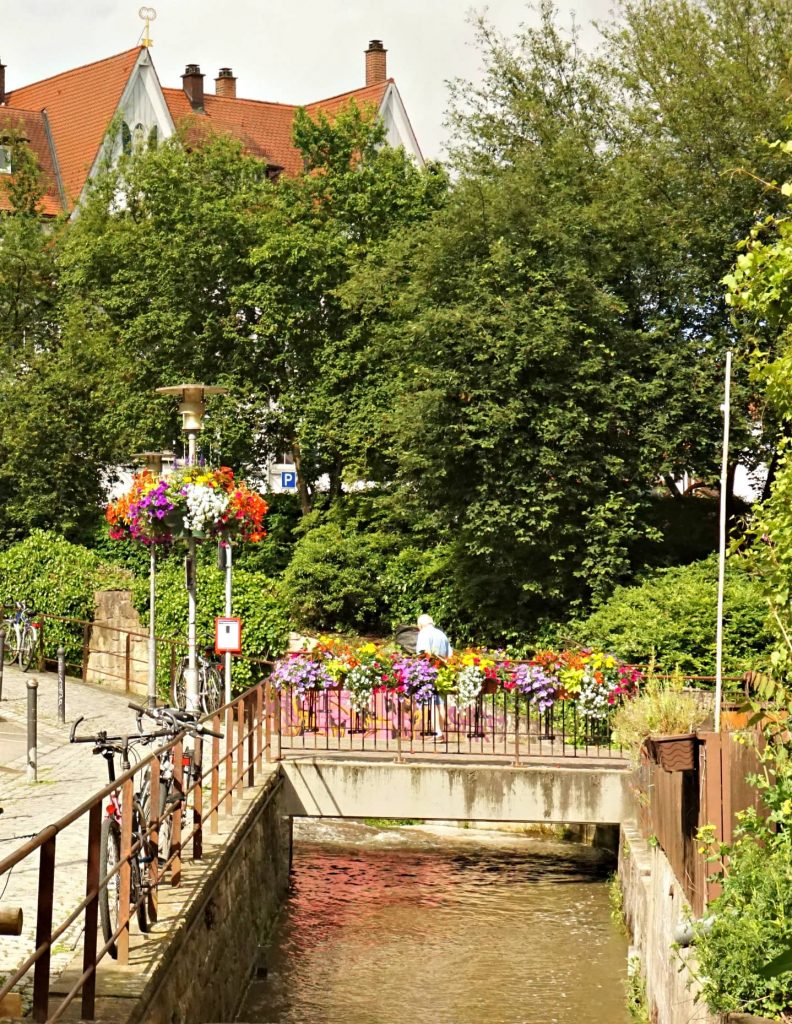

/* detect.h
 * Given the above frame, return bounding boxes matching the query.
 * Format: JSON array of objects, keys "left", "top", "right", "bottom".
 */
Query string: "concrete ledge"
[{"left": 282, "top": 758, "right": 631, "bottom": 824}]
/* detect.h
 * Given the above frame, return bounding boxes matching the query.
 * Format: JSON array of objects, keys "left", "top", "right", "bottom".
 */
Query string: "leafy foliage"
[
  {"left": 131, "top": 557, "right": 289, "bottom": 693},
  {"left": 0, "top": 530, "right": 129, "bottom": 664},
  {"left": 280, "top": 517, "right": 396, "bottom": 633},
  {"left": 562, "top": 556, "right": 772, "bottom": 676}
]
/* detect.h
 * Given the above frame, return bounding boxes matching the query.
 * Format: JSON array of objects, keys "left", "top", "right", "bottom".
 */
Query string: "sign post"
[{"left": 215, "top": 615, "right": 242, "bottom": 705}]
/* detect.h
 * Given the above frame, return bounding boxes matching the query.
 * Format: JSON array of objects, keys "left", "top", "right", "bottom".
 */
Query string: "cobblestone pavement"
[{"left": 0, "top": 665, "right": 139, "bottom": 1009}]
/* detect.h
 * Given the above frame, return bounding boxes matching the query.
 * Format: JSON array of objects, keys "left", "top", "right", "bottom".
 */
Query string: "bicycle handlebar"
[
  {"left": 128, "top": 702, "right": 224, "bottom": 740},
  {"left": 70, "top": 715, "right": 175, "bottom": 748}
]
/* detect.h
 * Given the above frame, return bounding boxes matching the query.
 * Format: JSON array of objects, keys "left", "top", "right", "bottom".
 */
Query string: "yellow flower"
[{"left": 360, "top": 643, "right": 377, "bottom": 655}]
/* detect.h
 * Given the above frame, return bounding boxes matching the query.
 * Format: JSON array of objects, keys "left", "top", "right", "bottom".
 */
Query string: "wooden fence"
[{"left": 639, "top": 730, "right": 764, "bottom": 915}]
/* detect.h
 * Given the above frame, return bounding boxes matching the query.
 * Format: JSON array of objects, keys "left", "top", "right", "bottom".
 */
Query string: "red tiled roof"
[
  {"left": 0, "top": 108, "right": 63, "bottom": 215},
  {"left": 7, "top": 48, "right": 141, "bottom": 208},
  {"left": 5, "top": 47, "right": 392, "bottom": 210},
  {"left": 163, "top": 79, "right": 390, "bottom": 176}
]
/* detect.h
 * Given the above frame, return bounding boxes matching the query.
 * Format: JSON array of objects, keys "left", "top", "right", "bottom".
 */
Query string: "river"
[{"left": 237, "top": 821, "right": 631, "bottom": 1024}]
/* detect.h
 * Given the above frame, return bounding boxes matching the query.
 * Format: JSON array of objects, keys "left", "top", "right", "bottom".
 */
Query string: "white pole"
[
  {"left": 147, "top": 546, "right": 157, "bottom": 707},
  {"left": 224, "top": 542, "right": 232, "bottom": 706},
  {"left": 184, "top": 429, "right": 199, "bottom": 712},
  {"left": 715, "top": 350, "right": 733, "bottom": 734}
]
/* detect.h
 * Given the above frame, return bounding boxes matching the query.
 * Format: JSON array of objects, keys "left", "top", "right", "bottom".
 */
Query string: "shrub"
[
  {"left": 0, "top": 529, "right": 130, "bottom": 665},
  {"left": 131, "top": 557, "right": 289, "bottom": 693},
  {"left": 280, "top": 521, "right": 395, "bottom": 633},
  {"left": 561, "top": 555, "right": 772, "bottom": 677},
  {"left": 610, "top": 671, "right": 710, "bottom": 766}
]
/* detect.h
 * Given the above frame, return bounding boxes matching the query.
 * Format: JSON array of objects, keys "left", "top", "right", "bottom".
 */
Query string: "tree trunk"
[
  {"left": 291, "top": 438, "right": 312, "bottom": 517},
  {"left": 725, "top": 461, "right": 738, "bottom": 534},
  {"left": 328, "top": 451, "right": 344, "bottom": 503}
]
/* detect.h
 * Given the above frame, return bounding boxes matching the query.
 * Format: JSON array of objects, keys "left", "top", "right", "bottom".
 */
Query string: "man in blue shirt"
[
  {"left": 416, "top": 614, "right": 452, "bottom": 657},
  {"left": 416, "top": 615, "right": 452, "bottom": 735}
]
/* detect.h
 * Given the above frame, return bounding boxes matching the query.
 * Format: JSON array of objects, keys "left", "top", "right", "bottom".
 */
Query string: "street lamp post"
[
  {"left": 155, "top": 385, "right": 227, "bottom": 712},
  {"left": 132, "top": 451, "right": 173, "bottom": 708}
]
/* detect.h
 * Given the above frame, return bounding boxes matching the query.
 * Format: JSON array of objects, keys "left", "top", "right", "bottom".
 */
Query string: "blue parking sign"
[{"left": 281, "top": 471, "right": 297, "bottom": 489}]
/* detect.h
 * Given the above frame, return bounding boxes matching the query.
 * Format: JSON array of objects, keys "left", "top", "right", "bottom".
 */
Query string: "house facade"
[{"left": 0, "top": 39, "right": 423, "bottom": 216}]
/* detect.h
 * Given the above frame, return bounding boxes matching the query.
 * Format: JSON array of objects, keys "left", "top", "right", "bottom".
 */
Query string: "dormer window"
[{"left": 0, "top": 145, "right": 11, "bottom": 174}]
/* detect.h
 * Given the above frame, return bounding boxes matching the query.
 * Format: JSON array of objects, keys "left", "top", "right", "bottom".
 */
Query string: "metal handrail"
[{"left": 0, "top": 676, "right": 272, "bottom": 1023}]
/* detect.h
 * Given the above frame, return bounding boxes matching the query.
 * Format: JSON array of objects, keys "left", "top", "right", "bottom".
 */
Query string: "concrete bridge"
[{"left": 281, "top": 758, "right": 630, "bottom": 825}]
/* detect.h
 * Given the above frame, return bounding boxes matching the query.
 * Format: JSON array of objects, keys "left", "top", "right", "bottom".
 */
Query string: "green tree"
[
  {"left": 59, "top": 129, "right": 273, "bottom": 464},
  {"left": 235, "top": 103, "right": 447, "bottom": 513}
]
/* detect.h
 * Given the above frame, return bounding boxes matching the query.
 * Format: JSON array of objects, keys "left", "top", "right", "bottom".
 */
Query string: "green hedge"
[
  {"left": 560, "top": 555, "right": 773, "bottom": 676},
  {"left": 0, "top": 529, "right": 130, "bottom": 665},
  {"left": 131, "top": 557, "right": 290, "bottom": 694}
]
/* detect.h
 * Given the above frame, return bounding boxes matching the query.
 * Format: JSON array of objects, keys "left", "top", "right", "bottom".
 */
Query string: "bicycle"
[
  {"left": 171, "top": 647, "right": 224, "bottom": 715},
  {"left": 69, "top": 718, "right": 172, "bottom": 958},
  {"left": 128, "top": 701, "right": 222, "bottom": 866},
  {"left": 2, "top": 600, "right": 40, "bottom": 671}
]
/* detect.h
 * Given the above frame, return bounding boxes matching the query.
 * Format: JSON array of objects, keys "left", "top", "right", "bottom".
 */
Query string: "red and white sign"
[{"left": 214, "top": 616, "right": 242, "bottom": 654}]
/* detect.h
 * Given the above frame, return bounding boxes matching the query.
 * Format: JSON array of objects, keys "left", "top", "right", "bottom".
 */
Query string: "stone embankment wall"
[
  {"left": 124, "top": 772, "right": 290, "bottom": 1024},
  {"left": 620, "top": 822, "right": 714, "bottom": 1024},
  {"left": 620, "top": 824, "right": 775, "bottom": 1024}
]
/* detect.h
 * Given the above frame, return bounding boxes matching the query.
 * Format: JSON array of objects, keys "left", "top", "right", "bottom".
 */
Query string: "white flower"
[
  {"left": 456, "top": 665, "right": 484, "bottom": 710},
  {"left": 183, "top": 484, "right": 229, "bottom": 534}
]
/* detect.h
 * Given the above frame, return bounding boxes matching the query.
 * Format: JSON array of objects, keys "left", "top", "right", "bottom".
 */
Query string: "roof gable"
[
  {"left": 0, "top": 108, "right": 64, "bottom": 215},
  {"left": 7, "top": 47, "right": 141, "bottom": 208}
]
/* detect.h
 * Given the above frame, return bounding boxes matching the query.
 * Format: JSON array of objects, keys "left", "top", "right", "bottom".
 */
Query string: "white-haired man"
[{"left": 416, "top": 614, "right": 452, "bottom": 736}]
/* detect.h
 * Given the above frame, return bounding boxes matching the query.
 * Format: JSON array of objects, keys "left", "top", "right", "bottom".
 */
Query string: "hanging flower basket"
[
  {"left": 106, "top": 466, "right": 268, "bottom": 546},
  {"left": 645, "top": 733, "right": 698, "bottom": 772}
]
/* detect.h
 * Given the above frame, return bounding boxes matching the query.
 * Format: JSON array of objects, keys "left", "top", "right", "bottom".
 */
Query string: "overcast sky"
[{"left": 2, "top": 1, "right": 616, "bottom": 158}]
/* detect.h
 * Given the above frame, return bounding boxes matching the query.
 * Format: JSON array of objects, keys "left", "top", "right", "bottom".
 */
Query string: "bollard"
[
  {"left": 27, "top": 677, "right": 38, "bottom": 783},
  {"left": 57, "top": 647, "right": 66, "bottom": 724},
  {"left": 0, "top": 627, "right": 4, "bottom": 703}
]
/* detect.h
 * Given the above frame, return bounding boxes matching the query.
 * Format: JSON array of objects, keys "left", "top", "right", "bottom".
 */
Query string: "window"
[
  {"left": 121, "top": 122, "right": 132, "bottom": 155},
  {"left": 0, "top": 145, "right": 11, "bottom": 174},
  {"left": 148, "top": 125, "right": 159, "bottom": 147}
]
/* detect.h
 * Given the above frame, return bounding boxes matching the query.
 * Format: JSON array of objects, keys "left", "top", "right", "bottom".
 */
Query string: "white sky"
[{"left": 1, "top": 1, "right": 614, "bottom": 159}]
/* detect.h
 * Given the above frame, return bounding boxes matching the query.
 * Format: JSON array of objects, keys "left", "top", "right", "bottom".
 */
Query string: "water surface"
[{"left": 239, "top": 825, "right": 630, "bottom": 1024}]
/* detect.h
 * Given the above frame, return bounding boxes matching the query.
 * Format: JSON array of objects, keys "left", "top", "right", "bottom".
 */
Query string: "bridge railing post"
[
  {"left": 210, "top": 715, "right": 220, "bottom": 833},
  {"left": 192, "top": 734, "right": 203, "bottom": 860},
  {"left": 237, "top": 696, "right": 246, "bottom": 791},
  {"left": 512, "top": 693, "right": 522, "bottom": 767},
  {"left": 255, "top": 682, "right": 263, "bottom": 771},
  {"left": 171, "top": 738, "right": 183, "bottom": 888},
  {"left": 224, "top": 706, "right": 234, "bottom": 813}
]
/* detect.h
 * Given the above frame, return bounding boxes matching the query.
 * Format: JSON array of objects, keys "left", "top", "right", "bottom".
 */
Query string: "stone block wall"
[
  {"left": 86, "top": 589, "right": 148, "bottom": 690},
  {"left": 620, "top": 822, "right": 714, "bottom": 1024}
]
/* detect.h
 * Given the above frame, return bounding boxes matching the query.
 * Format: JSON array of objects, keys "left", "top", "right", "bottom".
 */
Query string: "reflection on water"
[{"left": 239, "top": 828, "right": 630, "bottom": 1024}]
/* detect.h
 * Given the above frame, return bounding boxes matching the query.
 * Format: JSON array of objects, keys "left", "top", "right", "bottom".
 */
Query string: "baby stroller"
[{"left": 394, "top": 623, "right": 418, "bottom": 654}]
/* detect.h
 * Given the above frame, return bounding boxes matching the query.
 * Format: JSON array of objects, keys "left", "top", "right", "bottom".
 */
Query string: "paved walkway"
[{"left": 0, "top": 665, "right": 137, "bottom": 1012}]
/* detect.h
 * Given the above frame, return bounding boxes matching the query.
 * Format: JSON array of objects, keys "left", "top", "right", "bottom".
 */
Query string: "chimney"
[
  {"left": 0, "top": 61, "right": 6, "bottom": 105},
  {"left": 182, "top": 63, "right": 205, "bottom": 112},
  {"left": 365, "top": 40, "right": 387, "bottom": 86},
  {"left": 215, "top": 67, "right": 237, "bottom": 99}
]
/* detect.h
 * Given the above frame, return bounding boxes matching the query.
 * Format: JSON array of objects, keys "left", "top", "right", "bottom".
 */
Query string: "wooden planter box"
[{"left": 646, "top": 733, "right": 698, "bottom": 772}]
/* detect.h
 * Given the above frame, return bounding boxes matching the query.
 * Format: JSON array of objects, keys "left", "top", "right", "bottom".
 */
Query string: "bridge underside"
[{"left": 281, "top": 759, "right": 631, "bottom": 825}]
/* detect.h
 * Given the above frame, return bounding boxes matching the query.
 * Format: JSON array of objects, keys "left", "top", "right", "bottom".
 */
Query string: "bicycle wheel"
[
  {"left": 201, "top": 665, "right": 224, "bottom": 715},
  {"left": 170, "top": 658, "right": 188, "bottom": 709},
  {"left": 2, "top": 620, "right": 19, "bottom": 665},
  {"left": 99, "top": 817, "right": 121, "bottom": 959},
  {"left": 19, "top": 627, "right": 37, "bottom": 672},
  {"left": 132, "top": 800, "right": 149, "bottom": 935},
  {"left": 141, "top": 772, "right": 175, "bottom": 868}
]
